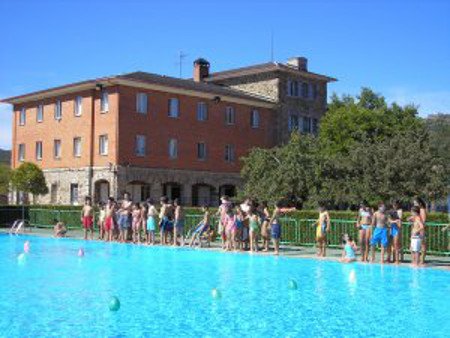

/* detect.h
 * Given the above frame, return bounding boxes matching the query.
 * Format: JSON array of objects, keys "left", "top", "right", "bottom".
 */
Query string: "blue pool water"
[{"left": 0, "top": 234, "right": 449, "bottom": 337}]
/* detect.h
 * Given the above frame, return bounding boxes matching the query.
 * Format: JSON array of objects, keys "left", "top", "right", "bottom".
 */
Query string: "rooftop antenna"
[
  {"left": 270, "top": 30, "right": 274, "bottom": 62},
  {"left": 177, "top": 51, "right": 188, "bottom": 78}
]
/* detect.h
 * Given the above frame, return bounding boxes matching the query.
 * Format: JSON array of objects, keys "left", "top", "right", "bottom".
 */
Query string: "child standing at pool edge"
[
  {"left": 315, "top": 203, "right": 331, "bottom": 257},
  {"left": 268, "top": 201, "right": 296, "bottom": 255},
  {"left": 81, "top": 196, "right": 94, "bottom": 240}
]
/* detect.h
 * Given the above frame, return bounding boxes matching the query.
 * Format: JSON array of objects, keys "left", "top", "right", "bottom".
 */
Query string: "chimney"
[
  {"left": 193, "top": 58, "right": 210, "bottom": 82},
  {"left": 287, "top": 57, "right": 308, "bottom": 71}
]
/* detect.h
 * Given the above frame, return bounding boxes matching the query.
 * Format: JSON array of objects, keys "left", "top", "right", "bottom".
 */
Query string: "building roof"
[
  {"left": 1, "top": 71, "right": 276, "bottom": 107},
  {"left": 206, "top": 62, "right": 337, "bottom": 83}
]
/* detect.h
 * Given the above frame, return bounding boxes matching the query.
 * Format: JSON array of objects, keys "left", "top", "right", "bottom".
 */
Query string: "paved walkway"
[{"left": 3, "top": 227, "right": 449, "bottom": 270}]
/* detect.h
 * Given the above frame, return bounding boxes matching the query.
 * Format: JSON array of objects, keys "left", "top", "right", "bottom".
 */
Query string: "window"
[
  {"left": 197, "top": 102, "right": 208, "bottom": 121},
  {"left": 288, "top": 114, "right": 299, "bottom": 132},
  {"left": 302, "top": 82, "right": 309, "bottom": 98},
  {"left": 54, "top": 139, "right": 62, "bottom": 159},
  {"left": 312, "top": 118, "right": 319, "bottom": 135},
  {"left": 287, "top": 80, "right": 299, "bottom": 97},
  {"left": 168, "top": 98, "right": 179, "bottom": 118},
  {"left": 99, "top": 135, "right": 108, "bottom": 155},
  {"left": 37, "top": 104, "right": 43, "bottom": 122},
  {"left": 35, "top": 141, "right": 43, "bottom": 160},
  {"left": 54, "top": 100, "right": 62, "bottom": 120},
  {"left": 302, "top": 116, "right": 311, "bottom": 133},
  {"left": 50, "top": 184, "right": 58, "bottom": 204},
  {"left": 197, "top": 142, "right": 206, "bottom": 160},
  {"left": 225, "top": 106, "right": 235, "bottom": 125},
  {"left": 100, "top": 90, "right": 109, "bottom": 112},
  {"left": 250, "top": 110, "right": 260, "bottom": 128},
  {"left": 74, "top": 96, "right": 83, "bottom": 116},
  {"left": 136, "top": 93, "right": 148, "bottom": 114},
  {"left": 18, "top": 144, "right": 25, "bottom": 162},
  {"left": 73, "top": 137, "right": 81, "bottom": 157},
  {"left": 309, "top": 83, "right": 316, "bottom": 100},
  {"left": 19, "top": 108, "right": 26, "bottom": 126},
  {"left": 70, "top": 184, "right": 79, "bottom": 205},
  {"left": 168, "top": 138, "right": 178, "bottom": 159},
  {"left": 135, "top": 135, "right": 146, "bottom": 156},
  {"left": 224, "top": 144, "right": 235, "bottom": 162}
]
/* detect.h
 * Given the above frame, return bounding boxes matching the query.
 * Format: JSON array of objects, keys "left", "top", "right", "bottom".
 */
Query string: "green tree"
[
  {"left": 0, "top": 164, "right": 11, "bottom": 195},
  {"left": 10, "top": 162, "right": 48, "bottom": 202}
]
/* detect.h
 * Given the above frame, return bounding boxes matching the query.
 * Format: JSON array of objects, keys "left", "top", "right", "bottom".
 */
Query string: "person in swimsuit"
[
  {"left": 159, "top": 196, "right": 173, "bottom": 245},
  {"left": 393, "top": 200, "right": 404, "bottom": 261},
  {"left": 118, "top": 192, "right": 132, "bottom": 243},
  {"left": 189, "top": 205, "right": 210, "bottom": 248},
  {"left": 268, "top": 201, "right": 296, "bottom": 255},
  {"left": 146, "top": 199, "right": 158, "bottom": 245},
  {"left": 248, "top": 208, "right": 260, "bottom": 253},
  {"left": 235, "top": 206, "right": 244, "bottom": 251},
  {"left": 370, "top": 202, "right": 389, "bottom": 263},
  {"left": 224, "top": 207, "right": 237, "bottom": 251},
  {"left": 356, "top": 201, "right": 372, "bottom": 262},
  {"left": 388, "top": 208, "right": 401, "bottom": 264},
  {"left": 54, "top": 220, "right": 67, "bottom": 238},
  {"left": 340, "top": 234, "right": 357, "bottom": 263},
  {"left": 131, "top": 203, "right": 142, "bottom": 244},
  {"left": 173, "top": 198, "right": 185, "bottom": 246},
  {"left": 315, "top": 203, "right": 331, "bottom": 257},
  {"left": 410, "top": 206, "right": 424, "bottom": 267},
  {"left": 104, "top": 197, "right": 116, "bottom": 242},
  {"left": 97, "top": 202, "right": 106, "bottom": 240},
  {"left": 140, "top": 202, "right": 148, "bottom": 244},
  {"left": 259, "top": 201, "right": 271, "bottom": 252},
  {"left": 216, "top": 196, "right": 231, "bottom": 250},
  {"left": 413, "top": 197, "right": 427, "bottom": 265},
  {"left": 81, "top": 196, "right": 94, "bottom": 240}
]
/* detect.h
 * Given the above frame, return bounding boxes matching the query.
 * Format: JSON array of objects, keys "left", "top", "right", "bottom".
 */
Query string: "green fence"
[{"left": 1, "top": 207, "right": 448, "bottom": 255}]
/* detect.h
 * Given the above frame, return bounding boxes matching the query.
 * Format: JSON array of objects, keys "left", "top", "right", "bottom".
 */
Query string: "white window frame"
[
  {"left": 197, "top": 142, "right": 207, "bottom": 160},
  {"left": 136, "top": 93, "right": 148, "bottom": 114},
  {"left": 35, "top": 141, "right": 43, "bottom": 161},
  {"left": 70, "top": 183, "right": 79, "bottom": 205},
  {"left": 168, "top": 138, "right": 178, "bottom": 159},
  {"left": 74, "top": 96, "right": 83, "bottom": 116},
  {"left": 99, "top": 135, "right": 108, "bottom": 155},
  {"left": 37, "top": 104, "right": 43, "bottom": 122},
  {"left": 19, "top": 108, "right": 26, "bottom": 126},
  {"left": 224, "top": 144, "right": 235, "bottom": 162},
  {"left": 250, "top": 109, "right": 260, "bottom": 128},
  {"left": 197, "top": 102, "right": 208, "bottom": 121},
  {"left": 54, "top": 139, "right": 62, "bottom": 159},
  {"left": 18, "top": 144, "right": 25, "bottom": 162},
  {"left": 73, "top": 137, "right": 82, "bottom": 157},
  {"left": 225, "top": 106, "right": 235, "bottom": 125},
  {"left": 54, "top": 100, "right": 62, "bottom": 120},
  {"left": 168, "top": 98, "right": 179, "bottom": 118},
  {"left": 100, "top": 90, "right": 109, "bottom": 113},
  {"left": 135, "top": 135, "right": 146, "bottom": 157}
]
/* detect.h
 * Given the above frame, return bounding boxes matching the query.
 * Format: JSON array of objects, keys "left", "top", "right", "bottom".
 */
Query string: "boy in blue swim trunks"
[
  {"left": 268, "top": 201, "right": 296, "bottom": 255},
  {"left": 173, "top": 198, "right": 185, "bottom": 246},
  {"left": 118, "top": 192, "right": 132, "bottom": 243},
  {"left": 370, "top": 202, "right": 388, "bottom": 264}
]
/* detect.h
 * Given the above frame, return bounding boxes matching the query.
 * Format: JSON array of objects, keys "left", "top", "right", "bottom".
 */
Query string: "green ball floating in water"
[
  {"left": 109, "top": 296, "right": 121, "bottom": 311},
  {"left": 288, "top": 279, "right": 298, "bottom": 290},
  {"left": 211, "top": 288, "right": 222, "bottom": 299}
]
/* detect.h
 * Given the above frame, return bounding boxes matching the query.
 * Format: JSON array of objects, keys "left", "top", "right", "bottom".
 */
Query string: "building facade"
[{"left": 2, "top": 57, "right": 335, "bottom": 205}]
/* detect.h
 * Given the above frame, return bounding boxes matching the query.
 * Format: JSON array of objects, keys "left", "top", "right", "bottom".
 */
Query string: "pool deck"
[{"left": 3, "top": 228, "right": 449, "bottom": 270}]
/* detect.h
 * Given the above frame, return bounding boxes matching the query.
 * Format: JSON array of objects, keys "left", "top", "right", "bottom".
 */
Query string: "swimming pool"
[{"left": 0, "top": 234, "right": 449, "bottom": 337}]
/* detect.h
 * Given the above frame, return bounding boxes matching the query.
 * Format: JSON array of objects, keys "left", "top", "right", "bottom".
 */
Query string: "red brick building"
[{"left": 2, "top": 57, "right": 335, "bottom": 205}]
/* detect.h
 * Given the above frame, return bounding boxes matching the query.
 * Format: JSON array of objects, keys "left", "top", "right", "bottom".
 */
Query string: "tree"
[
  {"left": 0, "top": 164, "right": 11, "bottom": 195},
  {"left": 10, "top": 162, "right": 48, "bottom": 203}
]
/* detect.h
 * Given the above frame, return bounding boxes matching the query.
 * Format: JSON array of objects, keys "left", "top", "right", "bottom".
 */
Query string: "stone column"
[{"left": 182, "top": 183, "right": 192, "bottom": 206}]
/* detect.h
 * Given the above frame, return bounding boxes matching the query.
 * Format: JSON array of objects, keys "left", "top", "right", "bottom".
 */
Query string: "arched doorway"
[
  {"left": 94, "top": 180, "right": 110, "bottom": 203},
  {"left": 162, "top": 182, "right": 182, "bottom": 202},
  {"left": 126, "top": 181, "right": 151, "bottom": 202},
  {"left": 192, "top": 183, "right": 215, "bottom": 206}
]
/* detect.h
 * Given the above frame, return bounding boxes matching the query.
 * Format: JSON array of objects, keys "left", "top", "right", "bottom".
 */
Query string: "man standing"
[{"left": 118, "top": 192, "right": 132, "bottom": 243}]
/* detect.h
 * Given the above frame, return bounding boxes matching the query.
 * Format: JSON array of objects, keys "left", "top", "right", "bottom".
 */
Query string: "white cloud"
[
  {"left": 0, "top": 103, "right": 12, "bottom": 150},
  {"left": 385, "top": 88, "right": 450, "bottom": 116}
]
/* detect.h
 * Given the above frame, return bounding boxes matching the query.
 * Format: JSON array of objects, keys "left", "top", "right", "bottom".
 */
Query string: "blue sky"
[{"left": 0, "top": 0, "right": 449, "bottom": 149}]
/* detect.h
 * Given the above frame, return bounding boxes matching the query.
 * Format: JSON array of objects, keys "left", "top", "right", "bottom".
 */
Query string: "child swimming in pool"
[
  {"left": 54, "top": 220, "right": 67, "bottom": 238},
  {"left": 340, "top": 234, "right": 357, "bottom": 263},
  {"left": 189, "top": 205, "right": 210, "bottom": 248},
  {"left": 315, "top": 203, "right": 330, "bottom": 257}
]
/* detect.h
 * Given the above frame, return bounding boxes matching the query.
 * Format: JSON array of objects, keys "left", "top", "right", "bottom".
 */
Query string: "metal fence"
[{"left": 1, "top": 208, "right": 448, "bottom": 255}]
